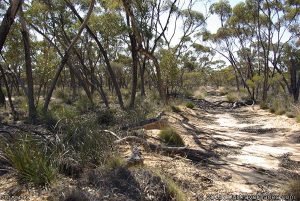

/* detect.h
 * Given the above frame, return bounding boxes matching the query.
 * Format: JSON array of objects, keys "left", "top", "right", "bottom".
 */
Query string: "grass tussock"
[
  {"left": 96, "top": 109, "right": 116, "bottom": 126},
  {"left": 152, "top": 170, "right": 186, "bottom": 201},
  {"left": 158, "top": 128, "right": 184, "bottom": 147},
  {"left": 1, "top": 134, "right": 57, "bottom": 186},
  {"left": 226, "top": 92, "right": 240, "bottom": 102},
  {"left": 170, "top": 105, "right": 182, "bottom": 113},
  {"left": 105, "top": 155, "right": 125, "bottom": 170},
  {"left": 185, "top": 102, "right": 195, "bottom": 109}
]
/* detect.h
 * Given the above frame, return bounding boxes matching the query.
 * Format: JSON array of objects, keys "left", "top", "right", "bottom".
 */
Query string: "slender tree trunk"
[
  {"left": 0, "top": 64, "right": 17, "bottom": 120},
  {"left": 43, "top": 0, "right": 95, "bottom": 112},
  {"left": 127, "top": 14, "right": 138, "bottom": 109},
  {"left": 140, "top": 57, "right": 146, "bottom": 97},
  {"left": 65, "top": 0, "right": 124, "bottom": 109},
  {"left": 69, "top": 66, "right": 77, "bottom": 99},
  {"left": 20, "top": 7, "right": 36, "bottom": 123},
  {"left": 0, "top": 83, "right": 5, "bottom": 106},
  {"left": 0, "top": 0, "right": 22, "bottom": 52}
]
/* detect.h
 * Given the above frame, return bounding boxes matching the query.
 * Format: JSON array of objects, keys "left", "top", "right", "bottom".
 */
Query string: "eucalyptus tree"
[{"left": 43, "top": 0, "right": 96, "bottom": 112}]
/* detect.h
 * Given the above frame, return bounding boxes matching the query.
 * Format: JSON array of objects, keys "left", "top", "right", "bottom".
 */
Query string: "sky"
[{"left": 205, "top": 0, "right": 241, "bottom": 34}]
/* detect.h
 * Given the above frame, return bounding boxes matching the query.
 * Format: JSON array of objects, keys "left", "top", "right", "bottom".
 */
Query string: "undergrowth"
[
  {"left": 1, "top": 134, "right": 57, "bottom": 186},
  {"left": 158, "top": 128, "right": 185, "bottom": 147}
]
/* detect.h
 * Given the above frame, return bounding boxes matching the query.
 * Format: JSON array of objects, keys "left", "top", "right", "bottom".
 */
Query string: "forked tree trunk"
[
  {"left": 65, "top": 1, "right": 124, "bottom": 109},
  {"left": 43, "top": 0, "right": 95, "bottom": 112},
  {"left": 20, "top": 6, "right": 36, "bottom": 123}
]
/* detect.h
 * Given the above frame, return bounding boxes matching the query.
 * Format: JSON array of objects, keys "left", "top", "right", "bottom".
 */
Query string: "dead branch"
[
  {"left": 121, "top": 112, "right": 165, "bottom": 130},
  {"left": 114, "top": 136, "right": 217, "bottom": 162}
]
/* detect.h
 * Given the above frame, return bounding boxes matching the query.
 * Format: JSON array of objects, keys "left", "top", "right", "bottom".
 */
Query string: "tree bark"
[
  {"left": 140, "top": 57, "right": 146, "bottom": 97},
  {"left": 0, "top": 83, "right": 6, "bottom": 106},
  {"left": 127, "top": 14, "right": 138, "bottom": 109},
  {"left": 65, "top": 0, "right": 124, "bottom": 109},
  {"left": 0, "top": 0, "right": 22, "bottom": 52},
  {"left": 43, "top": 0, "right": 95, "bottom": 112},
  {"left": 0, "top": 64, "right": 17, "bottom": 120},
  {"left": 20, "top": 6, "right": 36, "bottom": 123}
]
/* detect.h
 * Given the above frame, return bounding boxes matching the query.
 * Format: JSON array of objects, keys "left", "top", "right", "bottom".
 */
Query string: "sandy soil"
[{"left": 142, "top": 97, "right": 300, "bottom": 200}]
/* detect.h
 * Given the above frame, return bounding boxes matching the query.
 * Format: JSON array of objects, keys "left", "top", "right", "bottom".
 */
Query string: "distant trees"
[{"left": 207, "top": 0, "right": 300, "bottom": 103}]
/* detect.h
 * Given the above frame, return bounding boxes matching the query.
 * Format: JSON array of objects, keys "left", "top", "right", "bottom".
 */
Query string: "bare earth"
[{"left": 143, "top": 97, "right": 300, "bottom": 200}]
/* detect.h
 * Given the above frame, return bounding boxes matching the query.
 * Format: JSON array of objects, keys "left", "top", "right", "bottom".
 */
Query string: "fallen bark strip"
[
  {"left": 121, "top": 112, "right": 165, "bottom": 130},
  {"left": 114, "top": 136, "right": 218, "bottom": 162}
]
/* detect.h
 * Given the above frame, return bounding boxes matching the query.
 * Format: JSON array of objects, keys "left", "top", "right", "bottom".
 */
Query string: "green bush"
[
  {"left": 97, "top": 109, "right": 116, "bottom": 126},
  {"left": 185, "top": 102, "right": 195, "bottom": 109},
  {"left": 1, "top": 134, "right": 57, "bottom": 186},
  {"left": 286, "top": 112, "right": 296, "bottom": 118},
  {"left": 275, "top": 109, "right": 286, "bottom": 115},
  {"left": 158, "top": 128, "right": 184, "bottom": 147},
  {"left": 59, "top": 117, "right": 114, "bottom": 165},
  {"left": 55, "top": 88, "right": 72, "bottom": 104},
  {"left": 152, "top": 170, "right": 186, "bottom": 201},
  {"left": 226, "top": 92, "right": 239, "bottom": 102},
  {"left": 105, "top": 155, "right": 125, "bottom": 170},
  {"left": 75, "top": 96, "right": 94, "bottom": 113},
  {"left": 171, "top": 105, "right": 181, "bottom": 113}
]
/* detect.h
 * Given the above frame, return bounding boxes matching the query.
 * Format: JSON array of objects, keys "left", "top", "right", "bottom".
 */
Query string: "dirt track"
[{"left": 143, "top": 96, "right": 300, "bottom": 200}]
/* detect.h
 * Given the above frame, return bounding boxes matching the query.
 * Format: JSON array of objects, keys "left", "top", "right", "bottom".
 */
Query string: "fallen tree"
[{"left": 102, "top": 130, "right": 219, "bottom": 163}]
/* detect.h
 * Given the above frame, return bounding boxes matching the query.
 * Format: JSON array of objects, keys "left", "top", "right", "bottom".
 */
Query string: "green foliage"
[
  {"left": 74, "top": 96, "right": 94, "bottom": 113},
  {"left": 152, "top": 170, "right": 186, "bottom": 201},
  {"left": 105, "top": 155, "right": 125, "bottom": 170},
  {"left": 96, "top": 109, "right": 116, "bottom": 126},
  {"left": 171, "top": 105, "right": 181, "bottom": 113},
  {"left": 160, "top": 49, "right": 180, "bottom": 89},
  {"left": 286, "top": 112, "right": 296, "bottom": 118},
  {"left": 226, "top": 92, "right": 239, "bottom": 102},
  {"left": 1, "top": 135, "right": 57, "bottom": 186},
  {"left": 58, "top": 117, "right": 114, "bottom": 165},
  {"left": 270, "top": 98, "right": 287, "bottom": 115},
  {"left": 185, "top": 102, "right": 195, "bottom": 109},
  {"left": 158, "top": 128, "right": 185, "bottom": 147},
  {"left": 55, "top": 89, "right": 72, "bottom": 104}
]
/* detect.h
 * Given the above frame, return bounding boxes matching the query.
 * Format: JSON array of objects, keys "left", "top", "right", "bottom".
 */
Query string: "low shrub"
[
  {"left": 286, "top": 112, "right": 296, "bottom": 118},
  {"left": 105, "top": 155, "right": 125, "bottom": 170},
  {"left": 152, "top": 170, "right": 186, "bottom": 201},
  {"left": 275, "top": 109, "right": 286, "bottom": 115},
  {"left": 158, "top": 128, "right": 184, "bottom": 147},
  {"left": 171, "top": 105, "right": 181, "bottom": 113},
  {"left": 59, "top": 117, "right": 114, "bottom": 166},
  {"left": 226, "top": 92, "right": 239, "bottom": 102},
  {"left": 1, "top": 134, "right": 57, "bottom": 186},
  {"left": 97, "top": 109, "right": 116, "bottom": 126},
  {"left": 185, "top": 102, "right": 195, "bottom": 109},
  {"left": 55, "top": 88, "right": 72, "bottom": 104},
  {"left": 75, "top": 96, "right": 94, "bottom": 113}
]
